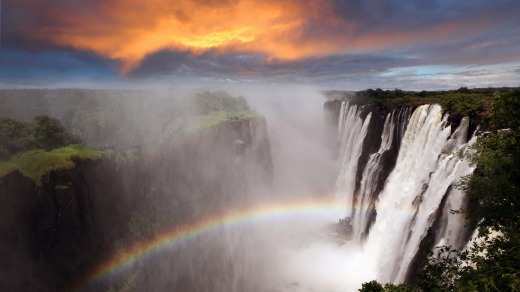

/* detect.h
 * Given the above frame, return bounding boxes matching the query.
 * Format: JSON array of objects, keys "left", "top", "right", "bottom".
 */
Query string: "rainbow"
[{"left": 74, "top": 197, "right": 348, "bottom": 290}]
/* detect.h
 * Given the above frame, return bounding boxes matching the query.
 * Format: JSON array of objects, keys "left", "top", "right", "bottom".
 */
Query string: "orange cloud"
[
  {"left": 19, "top": 0, "right": 495, "bottom": 74},
  {"left": 32, "top": 0, "right": 337, "bottom": 72}
]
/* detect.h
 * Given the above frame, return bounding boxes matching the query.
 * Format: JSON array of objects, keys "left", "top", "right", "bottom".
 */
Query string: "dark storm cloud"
[
  {"left": 130, "top": 48, "right": 418, "bottom": 84},
  {"left": 0, "top": 49, "right": 118, "bottom": 85},
  {"left": 329, "top": 0, "right": 519, "bottom": 31}
]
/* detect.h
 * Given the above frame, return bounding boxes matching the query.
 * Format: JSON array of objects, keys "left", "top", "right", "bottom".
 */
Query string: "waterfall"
[
  {"left": 334, "top": 103, "right": 475, "bottom": 284},
  {"left": 434, "top": 120, "right": 477, "bottom": 251},
  {"left": 366, "top": 105, "right": 474, "bottom": 283},
  {"left": 335, "top": 101, "right": 372, "bottom": 218},
  {"left": 351, "top": 111, "right": 395, "bottom": 240},
  {"left": 351, "top": 108, "right": 411, "bottom": 240}
]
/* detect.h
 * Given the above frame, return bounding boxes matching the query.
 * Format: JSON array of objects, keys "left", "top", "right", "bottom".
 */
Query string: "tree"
[
  {"left": 0, "top": 115, "right": 81, "bottom": 160},
  {"left": 32, "top": 115, "right": 81, "bottom": 151},
  {"left": 491, "top": 90, "right": 520, "bottom": 130},
  {"left": 440, "top": 93, "right": 484, "bottom": 118},
  {"left": 0, "top": 117, "right": 36, "bottom": 159},
  {"left": 359, "top": 280, "right": 415, "bottom": 292}
]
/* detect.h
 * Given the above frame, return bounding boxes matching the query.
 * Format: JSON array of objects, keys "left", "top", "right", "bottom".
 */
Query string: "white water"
[
  {"left": 362, "top": 105, "right": 474, "bottom": 283},
  {"left": 434, "top": 120, "right": 477, "bottom": 251},
  {"left": 351, "top": 111, "right": 394, "bottom": 240},
  {"left": 253, "top": 102, "right": 476, "bottom": 291},
  {"left": 351, "top": 108, "right": 411, "bottom": 240},
  {"left": 335, "top": 101, "right": 372, "bottom": 218}
]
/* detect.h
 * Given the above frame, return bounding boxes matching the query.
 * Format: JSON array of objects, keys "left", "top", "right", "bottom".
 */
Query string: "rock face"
[
  {"left": 0, "top": 164, "right": 101, "bottom": 291},
  {"left": 325, "top": 100, "right": 413, "bottom": 220},
  {"left": 0, "top": 117, "right": 272, "bottom": 291}
]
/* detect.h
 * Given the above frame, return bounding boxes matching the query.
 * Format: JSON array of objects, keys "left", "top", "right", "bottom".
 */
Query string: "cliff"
[{"left": 0, "top": 115, "right": 272, "bottom": 291}]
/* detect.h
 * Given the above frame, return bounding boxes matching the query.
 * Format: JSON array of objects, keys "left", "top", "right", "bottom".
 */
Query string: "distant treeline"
[
  {"left": 325, "top": 86, "right": 520, "bottom": 125},
  {"left": 0, "top": 89, "right": 250, "bottom": 149},
  {"left": 325, "top": 86, "right": 517, "bottom": 103}
]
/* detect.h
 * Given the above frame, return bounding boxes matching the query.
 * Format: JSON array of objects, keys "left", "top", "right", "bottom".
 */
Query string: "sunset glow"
[{"left": 2, "top": 0, "right": 520, "bottom": 87}]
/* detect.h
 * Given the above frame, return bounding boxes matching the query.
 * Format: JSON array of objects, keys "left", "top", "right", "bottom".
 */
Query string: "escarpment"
[{"left": 0, "top": 114, "right": 272, "bottom": 291}]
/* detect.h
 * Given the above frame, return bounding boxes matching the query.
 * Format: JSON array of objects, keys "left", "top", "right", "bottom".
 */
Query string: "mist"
[
  {"left": 98, "top": 83, "right": 373, "bottom": 291},
  {"left": 1, "top": 83, "right": 375, "bottom": 291},
  {"left": 1, "top": 81, "right": 477, "bottom": 292},
  {"left": 114, "top": 84, "right": 370, "bottom": 291}
]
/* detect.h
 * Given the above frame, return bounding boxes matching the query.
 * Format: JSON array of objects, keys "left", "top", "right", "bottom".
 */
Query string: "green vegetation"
[
  {"left": 0, "top": 90, "right": 256, "bottom": 186},
  {"left": 173, "top": 91, "right": 258, "bottom": 132},
  {"left": 0, "top": 115, "right": 80, "bottom": 160},
  {"left": 325, "top": 87, "right": 517, "bottom": 118},
  {"left": 419, "top": 89, "right": 520, "bottom": 291},
  {"left": 190, "top": 91, "right": 256, "bottom": 130},
  {"left": 0, "top": 144, "right": 107, "bottom": 186},
  {"left": 188, "top": 110, "right": 257, "bottom": 132},
  {"left": 359, "top": 280, "right": 415, "bottom": 291},
  {"left": 0, "top": 88, "right": 180, "bottom": 149},
  {"left": 0, "top": 89, "right": 256, "bottom": 149},
  {"left": 193, "top": 91, "right": 250, "bottom": 114},
  {"left": 439, "top": 93, "right": 485, "bottom": 118},
  {"left": 0, "top": 114, "right": 108, "bottom": 185}
]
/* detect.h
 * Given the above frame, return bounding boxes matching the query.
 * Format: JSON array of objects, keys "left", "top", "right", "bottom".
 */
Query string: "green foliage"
[
  {"left": 326, "top": 87, "right": 516, "bottom": 114},
  {"left": 458, "top": 87, "right": 470, "bottom": 93},
  {"left": 462, "top": 90, "right": 520, "bottom": 233},
  {"left": 0, "top": 144, "right": 106, "bottom": 185},
  {"left": 463, "top": 133, "right": 519, "bottom": 231},
  {"left": 32, "top": 115, "right": 81, "bottom": 150},
  {"left": 188, "top": 110, "right": 257, "bottom": 132},
  {"left": 1, "top": 88, "right": 184, "bottom": 149},
  {"left": 0, "top": 115, "right": 80, "bottom": 160},
  {"left": 419, "top": 236, "right": 520, "bottom": 291},
  {"left": 360, "top": 281, "right": 385, "bottom": 291},
  {"left": 193, "top": 91, "right": 250, "bottom": 114},
  {"left": 359, "top": 280, "right": 415, "bottom": 292},
  {"left": 0, "top": 116, "right": 37, "bottom": 159},
  {"left": 491, "top": 89, "right": 520, "bottom": 129},
  {"left": 439, "top": 93, "right": 485, "bottom": 117},
  {"left": 0, "top": 89, "right": 252, "bottom": 148},
  {"left": 356, "top": 88, "right": 407, "bottom": 102}
]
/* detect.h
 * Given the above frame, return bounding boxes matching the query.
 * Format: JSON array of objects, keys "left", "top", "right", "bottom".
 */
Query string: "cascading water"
[
  {"left": 434, "top": 119, "right": 477, "bottom": 251},
  {"left": 351, "top": 112, "right": 396, "bottom": 240},
  {"left": 351, "top": 108, "right": 411, "bottom": 240},
  {"left": 333, "top": 103, "right": 476, "bottom": 285},
  {"left": 335, "top": 101, "right": 372, "bottom": 218}
]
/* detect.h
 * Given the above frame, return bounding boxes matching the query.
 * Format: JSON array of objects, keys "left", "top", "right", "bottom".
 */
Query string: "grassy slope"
[
  {"left": 0, "top": 144, "right": 108, "bottom": 186},
  {"left": 188, "top": 110, "right": 257, "bottom": 132}
]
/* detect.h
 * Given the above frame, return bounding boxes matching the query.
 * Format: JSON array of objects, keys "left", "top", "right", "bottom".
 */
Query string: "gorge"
[{"left": 0, "top": 88, "right": 501, "bottom": 291}]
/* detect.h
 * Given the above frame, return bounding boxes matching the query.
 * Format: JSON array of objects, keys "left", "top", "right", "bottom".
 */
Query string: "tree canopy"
[{"left": 0, "top": 115, "right": 81, "bottom": 160}]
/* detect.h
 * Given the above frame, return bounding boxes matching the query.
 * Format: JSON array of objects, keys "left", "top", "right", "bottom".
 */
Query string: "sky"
[{"left": 1, "top": 0, "right": 520, "bottom": 89}]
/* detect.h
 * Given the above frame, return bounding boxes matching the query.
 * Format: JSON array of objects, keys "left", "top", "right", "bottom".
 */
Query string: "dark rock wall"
[{"left": 0, "top": 117, "right": 272, "bottom": 291}]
